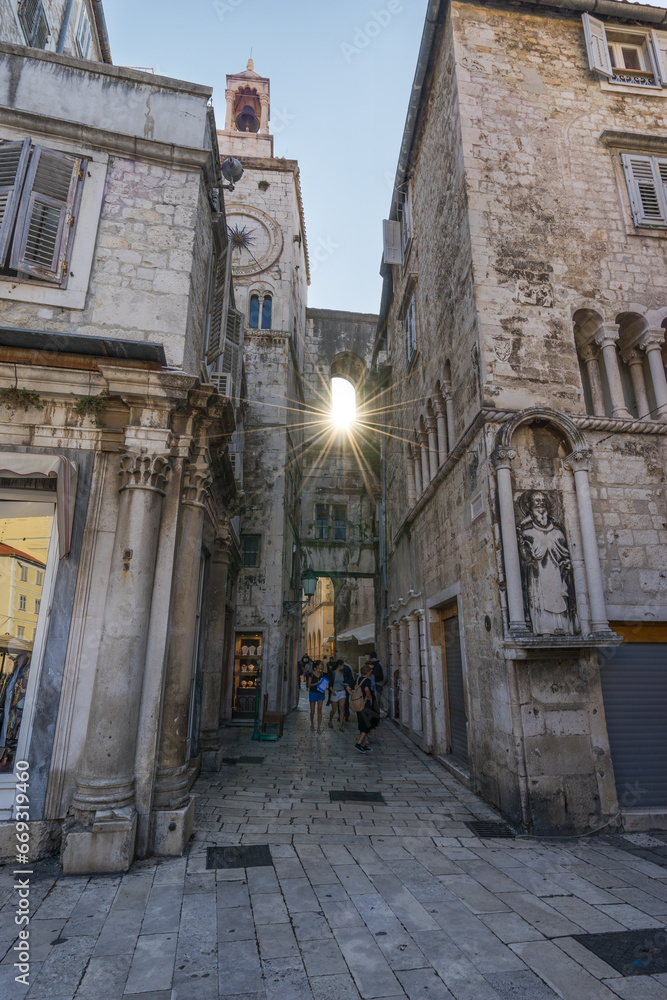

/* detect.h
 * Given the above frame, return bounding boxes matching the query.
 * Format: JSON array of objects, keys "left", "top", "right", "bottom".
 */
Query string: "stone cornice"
[{"left": 600, "top": 130, "right": 667, "bottom": 154}]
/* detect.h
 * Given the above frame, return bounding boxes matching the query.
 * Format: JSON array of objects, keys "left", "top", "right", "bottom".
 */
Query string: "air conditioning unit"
[{"left": 211, "top": 372, "right": 232, "bottom": 397}]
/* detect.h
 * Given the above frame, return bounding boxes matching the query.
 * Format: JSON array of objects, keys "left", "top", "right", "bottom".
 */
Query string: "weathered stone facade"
[{"left": 377, "top": 0, "right": 667, "bottom": 835}]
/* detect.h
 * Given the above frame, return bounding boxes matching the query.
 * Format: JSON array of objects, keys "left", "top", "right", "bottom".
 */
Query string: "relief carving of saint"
[{"left": 517, "top": 491, "right": 577, "bottom": 636}]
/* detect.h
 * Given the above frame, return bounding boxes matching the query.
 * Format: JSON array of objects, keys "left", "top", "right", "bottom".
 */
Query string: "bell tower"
[{"left": 221, "top": 59, "right": 273, "bottom": 158}]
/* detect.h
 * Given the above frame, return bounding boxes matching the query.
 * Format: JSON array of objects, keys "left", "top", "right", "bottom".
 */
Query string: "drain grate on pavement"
[
  {"left": 329, "top": 790, "right": 386, "bottom": 804},
  {"left": 465, "top": 820, "right": 515, "bottom": 838},
  {"left": 206, "top": 844, "right": 273, "bottom": 870},
  {"left": 573, "top": 929, "right": 667, "bottom": 977}
]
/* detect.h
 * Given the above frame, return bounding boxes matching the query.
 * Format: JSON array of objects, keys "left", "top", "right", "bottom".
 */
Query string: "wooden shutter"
[
  {"left": 622, "top": 154, "right": 667, "bottom": 227},
  {"left": 401, "top": 191, "right": 412, "bottom": 256},
  {"left": 76, "top": 12, "right": 92, "bottom": 59},
  {"left": 405, "top": 296, "right": 417, "bottom": 361},
  {"left": 582, "top": 14, "right": 613, "bottom": 78},
  {"left": 222, "top": 306, "right": 243, "bottom": 378},
  {"left": 383, "top": 219, "right": 402, "bottom": 265},
  {"left": 206, "top": 248, "right": 230, "bottom": 362},
  {"left": 650, "top": 31, "right": 667, "bottom": 87},
  {"left": 11, "top": 146, "right": 82, "bottom": 283},
  {"left": 0, "top": 138, "right": 31, "bottom": 266}
]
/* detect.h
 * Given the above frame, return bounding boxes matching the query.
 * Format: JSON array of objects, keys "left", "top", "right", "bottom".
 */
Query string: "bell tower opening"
[{"left": 220, "top": 59, "right": 273, "bottom": 158}]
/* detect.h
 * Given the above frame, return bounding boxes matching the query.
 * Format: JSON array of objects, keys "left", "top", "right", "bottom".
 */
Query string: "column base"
[
  {"left": 201, "top": 746, "right": 224, "bottom": 771},
  {"left": 61, "top": 809, "right": 137, "bottom": 874},
  {"left": 150, "top": 796, "right": 195, "bottom": 856}
]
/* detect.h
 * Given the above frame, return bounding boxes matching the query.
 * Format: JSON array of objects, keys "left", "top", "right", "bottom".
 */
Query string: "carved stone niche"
[{"left": 491, "top": 407, "right": 620, "bottom": 649}]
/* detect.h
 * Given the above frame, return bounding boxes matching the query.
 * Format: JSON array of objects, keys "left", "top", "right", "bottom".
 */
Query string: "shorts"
[
  {"left": 330, "top": 690, "right": 346, "bottom": 702},
  {"left": 309, "top": 691, "right": 325, "bottom": 703}
]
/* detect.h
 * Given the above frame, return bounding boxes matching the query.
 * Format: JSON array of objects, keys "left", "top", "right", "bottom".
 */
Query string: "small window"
[
  {"left": 18, "top": 0, "right": 49, "bottom": 49},
  {"left": 35, "top": 569, "right": 43, "bottom": 585},
  {"left": 405, "top": 294, "right": 417, "bottom": 363},
  {"left": 333, "top": 506, "right": 346, "bottom": 541},
  {"left": 19, "top": 565, "right": 28, "bottom": 582},
  {"left": 76, "top": 8, "right": 92, "bottom": 59},
  {"left": 261, "top": 295, "right": 272, "bottom": 330},
  {"left": 34, "top": 598, "right": 40, "bottom": 614},
  {"left": 248, "top": 294, "right": 260, "bottom": 329},
  {"left": 242, "top": 535, "right": 260, "bottom": 568},
  {"left": 19, "top": 594, "right": 26, "bottom": 611},
  {"left": 17, "top": 625, "right": 25, "bottom": 639},
  {"left": 582, "top": 15, "right": 665, "bottom": 88},
  {"left": 622, "top": 154, "right": 667, "bottom": 228},
  {"left": 316, "top": 504, "right": 328, "bottom": 540}
]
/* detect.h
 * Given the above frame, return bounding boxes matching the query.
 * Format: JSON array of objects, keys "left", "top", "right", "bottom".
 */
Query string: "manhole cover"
[
  {"left": 465, "top": 820, "right": 515, "bottom": 839},
  {"left": 206, "top": 845, "right": 273, "bottom": 870},
  {"left": 239, "top": 756, "right": 265, "bottom": 764},
  {"left": 573, "top": 929, "right": 667, "bottom": 977},
  {"left": 222, "top": 757, "right": 239, "bottom": 765},
  {"left": 329, "top": 790, "right": 386, "bottom": 804}
]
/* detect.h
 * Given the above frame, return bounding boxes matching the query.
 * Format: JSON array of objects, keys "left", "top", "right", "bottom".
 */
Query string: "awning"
[
  {"left": 333, "top": 621, "right": 375, "bottom": 644},
  {"left": 0, "top": 452, "right": 77, "bottom": 558}
]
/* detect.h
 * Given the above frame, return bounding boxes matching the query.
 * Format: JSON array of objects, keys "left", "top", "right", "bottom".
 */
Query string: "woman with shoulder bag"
[
  {"left": 351, "top": 663, "right": 378, "bottom": 753},
  {"left": 308, "top": 660, "right": 327, "bottom": 732}
]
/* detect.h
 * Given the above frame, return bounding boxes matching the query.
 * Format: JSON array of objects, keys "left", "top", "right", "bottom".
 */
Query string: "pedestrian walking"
[
  {"left": 308, "top": 659, "right": 326, "bottom": 732},
  {"left": 369, "top": 651, "right": 386, "bottom": 715},
  {"left": 297, "top": 654, "right": 310, "bottom": 689},
  {"left": 328, "top": 660, "right": 352, "bottom": 731},
  {"left": 351, "top": 662, "right": 379, "bottom": 753}
]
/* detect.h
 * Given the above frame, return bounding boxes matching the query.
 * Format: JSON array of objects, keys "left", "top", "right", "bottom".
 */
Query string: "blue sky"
[{"left": 102, "top": 0, "right": 428, "bottom": 315}]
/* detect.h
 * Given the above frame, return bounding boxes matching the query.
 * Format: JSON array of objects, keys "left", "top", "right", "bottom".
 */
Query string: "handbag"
[
  {"left": 349, "top": 679, "right": 365, "bottom": 712},
  {"left": 316, "top": 676, "right": 329, "bottom": 694}
]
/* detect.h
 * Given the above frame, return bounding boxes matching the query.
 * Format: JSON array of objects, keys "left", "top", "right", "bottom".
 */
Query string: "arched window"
[
  {"left": 261, "top": 295, "right": 272, "bottom": 330},
  {"left": 331, "top": 377, "right": 356, "bottom": 430},
  {"left": 249, "top": 295, "right": 260, "bottom": 329}
]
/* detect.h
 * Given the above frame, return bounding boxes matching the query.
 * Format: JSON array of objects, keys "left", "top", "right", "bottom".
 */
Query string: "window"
[
  {"left": 249, "top": 294, "right": 260, "bottom": 329},
  {"left": 17, "top": 625, "right": 25, "bottom": 639},
  {"left": 242, "top": 535, "right": 260, "bottom": 568},
  {"left": 34, "top": 598, "right": 40, "bottom": 614},
  {"left": 19, "top": 594, "right": 26, "bottom": 611},
  {"left": 405, "top": 294, "right": 417, "bottom": 363},
  {"left": 19, "top": 566, "right": 28, "bottom": 582},
  {"left": 333, "top": 506, "right": 347, "bottom": 541},
  {"left": 400, "top": 188, "right": 412, "bottom": 258},
  {"left": 76, "top": 8, "right": 92, "bottom": 59},
  {"left": 0, "top": 138, "right": 86, "bottom": 287},
  {"left": 261, "top": 294, "right": 272, "bottom": 330},
  {"left": 582, "top": 14, "right": 666, "bottom": 89},
  {"left": 316, "top": 504, "right": 328, "bottom": 540},
  {"left": 18, "top": 0, "right": 49, "bottom": 49},
  {"left": 35, "top": 569, "right": 43, "bottom": 585},
  {"left": 622, "top": 154, "right": 667, "bottom": 227}
]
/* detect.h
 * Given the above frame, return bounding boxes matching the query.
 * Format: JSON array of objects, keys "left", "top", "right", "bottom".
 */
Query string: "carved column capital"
[
  {"left": 621, "top": 347, "right": 644, "bottom": 368},
  {"left": 640, "top": 328, "right": 666, "bottom": 353},
  {"left": 491, "top": 446, "right": 516, "bottom": 471},
  {"left": 564, "top": 447, "right": 593, "bottom": 474},
  {"left": 579, "top": 341, "right": 599, "bottom": 364},
  {"left": 594, "top": 323, "right": 620, "bottom": 350},
  {"left": 259, "top": 94, "right": 270, "bottom": 107},
  {"left": 425, "top": 416, "right": 438, "bottom": 433},
  {"left": 418, "top": 429, "right": 429, "bottom": 447},
  {"left": 119, "top": 449, "right": 171, "bottom": 494},
  {"left": 433, "top": 395, "right": 447, "bottom": 417},
  {"left": 182, "top": 456, "right": 212, "bottom": 508}
]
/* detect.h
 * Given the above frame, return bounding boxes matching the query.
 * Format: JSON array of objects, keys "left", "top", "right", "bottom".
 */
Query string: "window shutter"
[
  {"left": 0, "top": 138, "right": 31, "bottom": 266},
  {"left": 206, "top": 249, "right": 229, "bottom": 362},
  {"left": 401, "top": 192, "right": 412, "bottom": 255},
  {"left": 582, "top": 14, "right": 613, "bottom": 78},
  {"left": 650, "top": 31, "right": 667, "bottom": 87},
  {"left": 405, "top": 296, "right": 417, "bottom": 362},
  {"left": 10, "top": 146, "right": 82, "bottom": 283},
  {"left": 222, "top": 306, "right": 243, "bottom": 379},
  {"left": 76, "top": 13, "right": 92, "bottom": 59},
  {"left": 383, "top": 219, "right": 402, "bottom": 265},
  {"left": 622, "top": 154, "right": 667, "bottom": 227}
]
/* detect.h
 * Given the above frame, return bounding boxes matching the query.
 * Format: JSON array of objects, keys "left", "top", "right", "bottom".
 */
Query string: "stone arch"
[
  {"left": 497, "top": 406, "right": 587, "bottom": 455},
  {"left": 330, "top": 351, "right": 366, "bottom": 389}
]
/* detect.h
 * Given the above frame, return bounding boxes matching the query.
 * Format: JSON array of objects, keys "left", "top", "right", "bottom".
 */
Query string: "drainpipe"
[
  {"left": 90, "top": 0, "right": 113, "bottom": 63},
  {"left": 56, "top": 0, "right": 75, "bottom": 53}
]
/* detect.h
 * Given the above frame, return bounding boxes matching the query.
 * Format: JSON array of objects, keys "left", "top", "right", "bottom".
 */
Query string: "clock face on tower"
[{"left": 226, "top": 205, "right": 283, "bottom": 276}]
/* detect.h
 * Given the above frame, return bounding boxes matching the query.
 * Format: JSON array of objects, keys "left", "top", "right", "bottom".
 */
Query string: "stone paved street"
[{"left": 2, "top": 692, "right": 667, "bottom": 999}]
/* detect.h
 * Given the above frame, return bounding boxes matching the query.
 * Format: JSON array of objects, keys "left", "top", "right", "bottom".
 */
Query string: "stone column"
[
  {"left": 398, "top": 619, "right": 410, "bottom": 728},
  {"left": 413, "top": 442, "right": 422, "bottom": 496},
  {"left": 641, "top": 329, "right": 667, "bottom": 420},
  {"left": 594, "top": 324, "right": 630, "bottom": 419},
  {"left": 565, "top": 448, "right": 609, "bottom": 634},
  {"left": 417, "top": 609, "right": 431, "bottom": 746},
  {"left": 621, "top": 347, "right": 650, "bottom": 419},
  {"left": 200, "top": 532, "right": 231, "bottom": 766},
  {"left": 434, "top": 396, "right": 448, "bottom": 465},
  {"left": 426, "top": 416, "right": 439, "bottom": 480},
  {"left": 259, "top": 94, "right": 270, "bottom": 134},
  {"left": 152, "top": 452, "right": 212, "bottom": 856},
  {"left": 407, "top": 613, "right": 422, "bottom": 733},
  {"left": 491, "top": 446, "right": 529, "bottom": 634},
  {"left": 406, "top": 445, "right": 416, "bottom": 507},
  {"left": 64, "top": 439, "right": 171, "bottom": 873},
  {"left": 225, "top": 89, "right": 235, "bottom": 131},
  {"left": 388, "top": 624, "right": 399, "bottom": 719},
  {"left": 580, "top": 342, "right": 606, "bottom": 417},
  {"left": 419, "top": 430, "right": 430, "bottom": 486}
]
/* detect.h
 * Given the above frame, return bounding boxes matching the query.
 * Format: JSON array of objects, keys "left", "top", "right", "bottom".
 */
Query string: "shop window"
[
  {"left": 261, "top": 294, "right": 272, "bottom": 329},
  {"left": 242, "top": 535, "right": 260, "bottom": 568}
]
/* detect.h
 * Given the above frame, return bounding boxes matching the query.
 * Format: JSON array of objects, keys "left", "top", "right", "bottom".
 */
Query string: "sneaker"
[
  {"left": 354, "top": 743, "right": 367, "bottom": 753},
  {"left": 363, "top": 745, "right": 373, "bottom": 752}
]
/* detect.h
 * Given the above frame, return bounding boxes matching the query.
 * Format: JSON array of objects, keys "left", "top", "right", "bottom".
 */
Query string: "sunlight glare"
[{"left": 331, "top": 378, "right": 356, "bottom": 430}]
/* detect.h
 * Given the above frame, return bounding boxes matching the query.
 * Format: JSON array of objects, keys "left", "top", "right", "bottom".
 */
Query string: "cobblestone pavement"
[{"left": 2, "top": 691, "right": 667, "bottom": 999}]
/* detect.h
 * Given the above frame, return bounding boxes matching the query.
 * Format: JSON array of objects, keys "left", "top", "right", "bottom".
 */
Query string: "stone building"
[
  {"left": 0, "top": 0, "right": 111, "bottom": 62},
  {"left": 376, "top": 0, "right": 667, "bottom": 835},
  {"left": 0, "top": 25, "right": 244, "bottom": 870}
]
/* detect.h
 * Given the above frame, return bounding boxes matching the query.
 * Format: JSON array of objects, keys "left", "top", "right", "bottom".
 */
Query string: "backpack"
[{"left": 349, "top": 679, "right": 365, "bottom": 713}]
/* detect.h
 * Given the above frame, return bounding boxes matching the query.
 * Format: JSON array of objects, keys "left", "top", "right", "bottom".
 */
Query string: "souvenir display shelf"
[{"left": 232, "top": 631, "right": 263, "bottom": 720}]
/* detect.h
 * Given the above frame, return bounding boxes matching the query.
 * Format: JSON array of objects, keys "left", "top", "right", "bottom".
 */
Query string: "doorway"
[{"left": 439, "top": 600, "right": 469, "bottom": 765}]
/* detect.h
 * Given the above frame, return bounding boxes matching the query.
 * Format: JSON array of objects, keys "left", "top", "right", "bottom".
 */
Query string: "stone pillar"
[
  {"left": 152, "top": 452, "right": 212, "bottom": 856},
  {"left": 621, "top": 348, "right": 650, "bottom": 419},
  {"left": 641, "top": 329, "right": 667, "bottom": 420},
  {"left": 565, "top": 449, "right": 609, "bottom": 635},
  {"left": 200, "top": 532, "right": 231, "bottom": 767},
  {"left": 225, "top": 89, "right": 235, "bottom": 131},
  {"left": 419, "top": 430, "right": 430, "bottom": 486},
  {"left": 491, "top": 446, "right": 529, "bottom": 634},
  {"left": 417, "top": 609, "right": 431, "bottom": 746},
  {"left": 426, "top": 416, "right": 439, "bottom": 480},
  {"left": 407, "top": 613, "right": 422, "bottom": 733},
  {"left": 434, "top": 396, "right": 448, "bottom": 465},
  {"left": 443, "top": 384, "right": 456, "bottom": 453},
  {"left": 398, "top": 619, "right": 410, "bottom": 728},
  {"left": 413, "top": 442, "right": 422, "bottom": 496},
  {"left": 580, "top": 342, "right": 606, "bottom": 417},
  {"left": 259, "top": 94, "right": 270, "bottom": 134},
  {"left": 406, "top": 445, "right": 416, "bottom": 507},
  {"left": 64, "top": 440, "right": 171, "bottom": 874},
  {"left": 388, "top": 624, "right": 399, "bottom": 719},
  {"left": 594, "top": 324, "right": 631, "bottom": 419}
]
